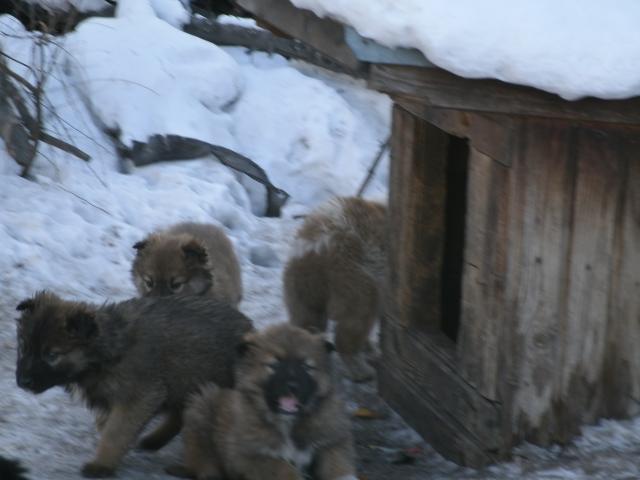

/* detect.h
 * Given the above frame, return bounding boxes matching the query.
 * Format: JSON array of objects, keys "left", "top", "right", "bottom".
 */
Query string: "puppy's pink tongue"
[{"left": 279, "top": 395, "right": 299, "bottom": 413}]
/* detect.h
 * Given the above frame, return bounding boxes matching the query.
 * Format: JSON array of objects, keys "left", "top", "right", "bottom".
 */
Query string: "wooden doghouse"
[{"left": 233, "top": 0, "right": 640, "bottom": 467}]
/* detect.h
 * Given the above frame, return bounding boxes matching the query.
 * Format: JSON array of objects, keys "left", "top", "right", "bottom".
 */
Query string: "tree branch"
[{"left": 0, "top": 53, "right": 91, "bottom": 172}]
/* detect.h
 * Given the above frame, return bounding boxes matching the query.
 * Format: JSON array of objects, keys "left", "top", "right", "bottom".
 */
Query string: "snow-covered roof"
[{"left": 290, "top": 0, "right": 640, "bottom": 101}]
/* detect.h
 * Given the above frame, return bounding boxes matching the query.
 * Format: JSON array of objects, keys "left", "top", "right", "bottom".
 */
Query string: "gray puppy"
[{"left": 15, "top": 291, "right": 253, "bottom": 478}]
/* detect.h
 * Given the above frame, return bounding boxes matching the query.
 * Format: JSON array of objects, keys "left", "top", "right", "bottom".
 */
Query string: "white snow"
[
  {"left": 2, "top": 1, "right": 640, "bottom": 479},
  {"left": 149, "top": 0, "right": 190, "bottom": 27},
  {"left": 291, "top": 0, "right": 640, "bottom": 101},
  {"left": 65, "top": 3, "right": 242, "bottom": 149}
]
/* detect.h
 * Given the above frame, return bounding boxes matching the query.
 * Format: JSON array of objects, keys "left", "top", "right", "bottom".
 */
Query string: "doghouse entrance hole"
[{"left": 441, "top": 135, "right": 469, "bottom": 342}]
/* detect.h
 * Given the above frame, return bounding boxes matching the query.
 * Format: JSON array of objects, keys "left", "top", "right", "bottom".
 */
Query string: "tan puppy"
[
  {"left": 283, "top": 197, "right": 387, "bottom": 381},
  {"left": 15, "top": 291, "right": 253, "bottom": 478},
  {"left": 170, "top": 323, "right": 357, "bottom": 480},
  {"left": 131, "top": 222, "right": 242, "bottom": 307}
]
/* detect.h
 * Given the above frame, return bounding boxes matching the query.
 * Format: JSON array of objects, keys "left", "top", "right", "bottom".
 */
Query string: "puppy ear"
[
  {"left": 16, "top": 298, "right": 35, "bottom": 312},
  {"left": 236, "top": 331, "right": 259, "bottom": 357},
  {"left": 182, "top": 239, "right": 208, "bottom": 264},
  {"left": 65, "top": 311, "right": 97, "bottom": 340},
  {"left": 235, "top": 340, "right": 256, "bottom": 357},
  {"left": 133, "top": 239, "right": 148, "bottom": 251}
]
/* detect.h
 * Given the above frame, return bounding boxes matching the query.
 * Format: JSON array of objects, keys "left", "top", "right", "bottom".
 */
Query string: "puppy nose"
[
  {"left": 17, "top": 375, "right": 33, "bottom": 389},
  {"left": 286, "top": 380, "right": 299, "bottom": 394}
]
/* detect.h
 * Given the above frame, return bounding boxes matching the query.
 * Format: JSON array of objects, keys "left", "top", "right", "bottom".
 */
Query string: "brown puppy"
[
  {"left": 283, "top": 197, "right": 387, "bottom": 382},
  {"left": 131, "top": 222, "right": 242, "bottom": 307},
  {"left": 15, "top": 291, "right": 253, "bottom": 478},
  {"left": 171, "top": 323, "right": 357, "bottom": 480}
]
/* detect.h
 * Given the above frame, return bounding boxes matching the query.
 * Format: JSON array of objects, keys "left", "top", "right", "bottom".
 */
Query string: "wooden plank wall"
[
  {"left": 382, "top": 103, "right": 503, "bottom": 466},
  {"left": 383, "top": 99, "right": 640, "bottom": 464},
  {"left": 387, "top": 103, "right": 448, "bottom": 330},
  {"left": 458, "top": 116, "right": 640, "bottom": 447}
]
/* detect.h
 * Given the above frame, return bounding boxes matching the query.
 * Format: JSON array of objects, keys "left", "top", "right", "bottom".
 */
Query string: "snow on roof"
[{"left": 291, "top": 0, "right": 640, "bottom": 101}]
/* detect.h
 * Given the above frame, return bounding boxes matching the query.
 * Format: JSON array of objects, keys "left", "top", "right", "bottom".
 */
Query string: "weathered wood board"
[
  {"left": 370, "top": 65, "right": 640, "bottom": 126},
  {"left": 383, "top": 100, "right": 640, "bottom": 466}
]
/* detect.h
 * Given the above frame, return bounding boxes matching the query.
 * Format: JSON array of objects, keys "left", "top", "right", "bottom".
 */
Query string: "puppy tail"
[{"left": 186, "top": 382, "right": 222, "bottom": 420}]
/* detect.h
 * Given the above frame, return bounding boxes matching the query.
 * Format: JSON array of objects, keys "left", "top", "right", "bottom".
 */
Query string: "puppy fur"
[
  {"left": 283, "top": 197, "right": 387, "bottom": 381},
  {"left": 14, "top": 291, "right": 253, "bottom": 478},
  {"left": 173, "top": 323, "right": 357, "bottom": 480},
  {"left": 131, "top": 222, "right": 243, "bottom": 307}
]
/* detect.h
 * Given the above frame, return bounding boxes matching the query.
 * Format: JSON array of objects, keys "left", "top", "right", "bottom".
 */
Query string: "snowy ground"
[{"left": 2, "top": 1, "right": 640, "bottom": 479}]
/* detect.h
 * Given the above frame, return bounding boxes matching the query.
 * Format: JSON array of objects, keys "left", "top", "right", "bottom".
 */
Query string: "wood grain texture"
[
  {"left": 379, "top": 316, "right": 502, "bottom": 467},
  {"left": 606, "top": 135, "right": 640, "bottom": 416},
  {"left": 382, "top": 101, "right": 640, "bottom": 465},
  {"left": 388, "top": 103, "right": 447, "bottom": 329},
  {"left": 370, "top": 65, "right": 640, "bottom": 126},
  {"left": 456, "top": 147, "right": 511, "bottom": 402},
  {"left": 503, "top": 120, "right": 578, "bottom": 445},
  {"left": 395, "top": 99, "right": 515, "bottom": 166}
]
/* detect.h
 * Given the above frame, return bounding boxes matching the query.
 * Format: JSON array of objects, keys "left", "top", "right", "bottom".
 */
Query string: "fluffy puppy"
[
  {"left": 15, "top": 291, "right": 253, "bottom": 478},
  {"left": 283, "top": 197, "right": 387, "bottom": 381},
  {"left": 132, "top": 222, "right": 243, "bottom": 307},
  {"left": 171, "top": 323, "right": 357, "bottom": 480}
]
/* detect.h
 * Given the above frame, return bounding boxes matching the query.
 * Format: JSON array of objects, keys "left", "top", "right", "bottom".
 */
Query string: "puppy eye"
[
  {"left": 43, "top": 351, "right": 61, "bottom": 364},
  {"left": 170, "top": 279, "right": 184, "bottom": 292},
  {"left": 144, "top": 277, "right": 154, "bottom": 289},
  {"left": 263, "top": 362, "right": 278, "bottom": 372}
]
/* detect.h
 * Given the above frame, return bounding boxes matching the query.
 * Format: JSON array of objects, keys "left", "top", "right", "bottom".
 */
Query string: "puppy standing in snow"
[
  {"left": 171, "top": 323, "right": 357, "bottom": 480},
  {"left": 283, "top": 197, "right": 387, "bottom": 382},
  {"left": 131, "top": 222, "right": 243, "bottom": 307},
  {"left": 14, "top": 291, "right": 253, "bottom": 478}
]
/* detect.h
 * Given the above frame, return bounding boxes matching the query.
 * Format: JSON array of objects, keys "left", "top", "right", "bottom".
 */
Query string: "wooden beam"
[
  {"left": 370, "top": 65, "right": 640, "bottom": 126},
  {"left": 235, "top": 0, "right": 364, "bottom": 73},
  {"left": 388, "top": 103, "right": 447, "bottom": 329},
  {"left": 379, "top": 317, "right": 504, "bottom": 467},
  {"left": 395, "top": 98, "right": 515, "bottom": 167},
  {"left": 185, "top": 16, "right": 359, "bottom": 76}
]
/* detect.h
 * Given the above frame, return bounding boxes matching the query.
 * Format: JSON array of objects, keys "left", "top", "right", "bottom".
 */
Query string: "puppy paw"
[
  {"left": 165, "top": 464, "right": 191, "bottom": 478},
  {"left": 81, "top": 462, "right": 116, "bottom": 478},
  {"left": 137, "top": 435, "right": 166, "bottom": 451},
  {"left": 166, "top": 464, "right": 221, "bottom": 480},
  {"left": 342, "top": 354, "right": 376, "bottom": 383}
]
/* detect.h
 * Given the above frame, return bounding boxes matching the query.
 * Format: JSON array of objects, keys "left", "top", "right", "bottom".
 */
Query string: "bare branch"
[
  {"left": 0, "top": 50, "right": 37, "bottom": 78},
  {"left": 0, "top": 34, "right": 91, "bottom": 173},
  {"left": 39, "top": 131, "right": 91, "bottom": 160},
  {"left": 357, "top": 138, "right": 389, "bottom": 197},
  {"left": 0, "top": 60, "right": 37, "bottom": 93}
]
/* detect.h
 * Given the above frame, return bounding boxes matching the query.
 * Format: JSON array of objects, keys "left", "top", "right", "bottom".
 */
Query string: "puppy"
[
  {"left": 132, "top": 222, "right": 242, "bottom": 307},
  {"left": 15, "top": 291, "right": 253, "bottom": 478},
  {"left": 171, "top": 323, "right": 357, "bottom": 480},
  {"left": 283, "top": 197, "right": 387, "bottom": 381}
]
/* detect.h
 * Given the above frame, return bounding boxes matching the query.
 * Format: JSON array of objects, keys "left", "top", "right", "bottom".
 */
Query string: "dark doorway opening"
[{"left": 441, "top": 135, "right": 469, "bottom": 342}]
